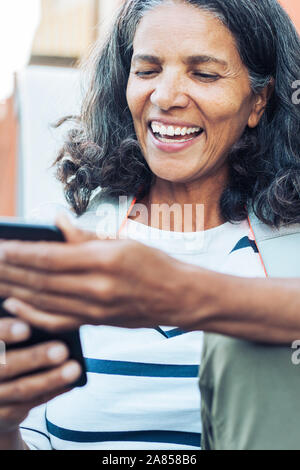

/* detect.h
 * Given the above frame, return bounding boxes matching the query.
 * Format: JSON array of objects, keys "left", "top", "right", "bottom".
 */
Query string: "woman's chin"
[
  {"left": 149, "top": 167, "right": 197, "bottom": 184},
  {"left": 145, "top": 157, "right": 200, "bottom": 183}
]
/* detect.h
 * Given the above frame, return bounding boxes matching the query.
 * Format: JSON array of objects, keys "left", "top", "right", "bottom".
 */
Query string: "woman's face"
[{"left": 126, "top": 1, "right": 264, "bottom": 184}]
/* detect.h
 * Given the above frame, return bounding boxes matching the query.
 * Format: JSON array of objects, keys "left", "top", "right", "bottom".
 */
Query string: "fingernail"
[
  {"left": 48, "top": 345, "right": 68, "bottom": 363},
  {"left": 61, "top": 362, "right": 81, "bottom": 381},
  {"left": 11, "top": 322, "right": 30, "bottom": 339},
  {"left": 3, "top": 299, "right": 19, "bottom": 314}
]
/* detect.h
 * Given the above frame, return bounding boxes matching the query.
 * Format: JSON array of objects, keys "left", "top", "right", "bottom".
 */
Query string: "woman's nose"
[{"left": 150, "top": 72, "right": 190, "bottom": 111}]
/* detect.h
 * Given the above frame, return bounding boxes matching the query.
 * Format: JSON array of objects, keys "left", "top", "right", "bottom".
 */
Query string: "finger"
[
  {"left": 0, "top": 281, "right": 101, "bottom": 317},
  {"left": 0, "top": 240, "right": 117, "bottom": 272},
  {"left": 0, "top": 341, "right": 69, "bottom": 381},
  {"left": 0, "top": 387, "right": 73, "bottom": 429},
  {"left": 1, "top": 296, "right": 142, "bottom": 331},
  {"left": 0, "top": 360, "right": 82, "bottom": 404},
  {"left": 0, "top": 264, "right": 116, "bottom": 302},
  {"left": 0, "top": 318, "right": 31, "bottom": 345},
  {"left": 55, "top": 213, "right": 99, "bottom": 244},
  {"left": 0, "top": 276, "right": 124, "bottom": 316},
  {"left": 2, "top": 299, "right": 85, "bottom": 332}
]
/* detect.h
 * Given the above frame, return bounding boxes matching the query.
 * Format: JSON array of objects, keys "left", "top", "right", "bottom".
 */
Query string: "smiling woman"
[
  {"left": 55, "top": 0, "right": 298, "bottom": 229},
  {"left": 0, "top": 0, "right": 300, "bottom": 452}
]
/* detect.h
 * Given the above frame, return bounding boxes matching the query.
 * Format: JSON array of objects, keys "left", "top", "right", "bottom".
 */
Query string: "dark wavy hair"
[{"left": 54, "top": 0, "right": 300, "bottom": 227}]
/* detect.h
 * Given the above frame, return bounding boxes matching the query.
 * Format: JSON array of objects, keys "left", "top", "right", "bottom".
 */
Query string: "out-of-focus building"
[
  {"left": 0, "top": 0, "right": 124, "bottom": 217},
  {"left": 31, "top": 0, "right": 123, "bottom": 65}
]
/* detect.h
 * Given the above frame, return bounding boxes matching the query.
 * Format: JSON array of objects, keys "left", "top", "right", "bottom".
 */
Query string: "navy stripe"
[
  {"left": 230, "top": 236, "right": 258, "bottom": 254},
  {"left": 164, "top": 328, "right": 187, "bottom": 338},
  {"left": 155, "top": 326, "right": 169, "bottom": 338},
  {"left": 155, "top": 327, "right": 186, "bottom": 338},
  {"left": 46, "top": 420, "right": 201, "bottom": 447},
  {"left": 20, "top": 426, "right": 51, "bottom": 442},
  {"left": 85, "top": 358, "right": 198, "bottom": 378}
]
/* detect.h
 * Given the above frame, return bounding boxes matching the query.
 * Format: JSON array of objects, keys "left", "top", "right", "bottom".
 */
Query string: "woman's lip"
[{"left": 148, "top": 127, "right": 204, "bottom": 154}]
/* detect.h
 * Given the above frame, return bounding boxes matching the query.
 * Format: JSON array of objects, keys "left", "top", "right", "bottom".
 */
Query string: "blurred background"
[{"left": 0, "top": 0, "right": 299, "bottom": 218}]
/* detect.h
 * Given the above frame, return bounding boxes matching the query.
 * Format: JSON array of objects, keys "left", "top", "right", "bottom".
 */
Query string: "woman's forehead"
[{"left": 133, "top": 2, "right": 239, "bottom": 64}]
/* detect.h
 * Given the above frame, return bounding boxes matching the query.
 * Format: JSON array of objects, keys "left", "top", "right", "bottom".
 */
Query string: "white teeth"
[
  {"left": 167, "top": 126, "right": 175, "bottom": 136},
  {"left": 180, "top": 127, "right": 188, "bottom": 136},
  {"left": 151, "top": 122, "right": 201, "bottom": 137}
]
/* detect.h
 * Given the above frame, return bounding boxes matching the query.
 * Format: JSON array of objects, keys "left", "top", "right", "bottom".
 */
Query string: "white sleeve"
[
  {"left": 27, "top": 202, "right": 75, "bottom": 224},
  {"left": 20, "top": 404, "right": 52, "bottom": 450},
  {"left": 27, "top": 202, "right": 99, "bottom": 232}
]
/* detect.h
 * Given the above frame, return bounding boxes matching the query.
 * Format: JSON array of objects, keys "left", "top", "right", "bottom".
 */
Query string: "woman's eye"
[
  {"left": 135, "top": 71, "right": 158, "bottom": 77},
  {"left": 133, "top": 70, "right": 219, "bottom": 81},
  {"left": 193, "top": 72, "right": 220, "bottom": 81}
]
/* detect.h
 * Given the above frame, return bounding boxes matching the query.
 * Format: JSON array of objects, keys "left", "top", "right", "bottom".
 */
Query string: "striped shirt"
[{"left": 20, "top": 217, "right": 265, "bottom": 450}]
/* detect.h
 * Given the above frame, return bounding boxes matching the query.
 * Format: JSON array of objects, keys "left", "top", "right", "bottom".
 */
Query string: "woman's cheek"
[
  {"left": 199, "top": 82, "right": 250, "bottom": 122},
  {"left": 127, "top": 79, "right": 148, "bottom": 114},
  {"left": 126, "top": 78, "right": 139, "bottom": 115}
]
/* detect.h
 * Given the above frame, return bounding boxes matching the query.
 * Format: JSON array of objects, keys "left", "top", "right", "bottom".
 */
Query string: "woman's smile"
[{"left": 148, "top": 118, "right": 205, "bottom": 154}]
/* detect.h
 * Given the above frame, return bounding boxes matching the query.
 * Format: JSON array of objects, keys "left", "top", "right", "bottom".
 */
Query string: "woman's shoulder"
[
  {"left": 77, "top": 190, "right": 135, "bottom": 233},
  {"left": 28, "top": 192, "right": 132, "bottom": 236},
  {"left": 28, "top": 202, "right": 75, "bottom": 224}
]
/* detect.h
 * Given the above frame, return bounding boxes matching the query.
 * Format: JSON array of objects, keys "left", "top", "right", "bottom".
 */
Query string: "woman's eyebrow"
[
  {"left": 132, "top": 54, "right": 161, "bottom": 65},
  {"left": 184, "top": 55, "right": 228, "bottom": 67},
  {"left": 131, "top": 54, "right": 228, "bottom": 67}
]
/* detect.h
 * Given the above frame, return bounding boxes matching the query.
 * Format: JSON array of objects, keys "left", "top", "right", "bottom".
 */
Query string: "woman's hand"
[
  {"left": 2, "top": 215, "right": 300, "bottom": 344},
  {"left": 0, "top": 215, "right": 216, "bottom": 332},
  {"left": 0, "top": 317, "right": 81, "bottom": 438}
]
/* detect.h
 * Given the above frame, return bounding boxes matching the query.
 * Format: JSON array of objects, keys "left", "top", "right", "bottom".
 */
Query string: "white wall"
[{"left": 17, "top": 66, "right": 81, "bottom": 217}]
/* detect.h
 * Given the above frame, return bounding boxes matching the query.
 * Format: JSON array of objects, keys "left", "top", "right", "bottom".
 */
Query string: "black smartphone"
[{"left": 0, "top": 219, "right": 87, "bottom": 388}]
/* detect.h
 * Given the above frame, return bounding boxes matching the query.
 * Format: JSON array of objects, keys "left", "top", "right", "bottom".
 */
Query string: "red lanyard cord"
[
  {"left": 247, "top": 214, "right": 269, "bottom": 278},
  {"left": 118, "top": 196, "right": 137, "bottom": 237}
]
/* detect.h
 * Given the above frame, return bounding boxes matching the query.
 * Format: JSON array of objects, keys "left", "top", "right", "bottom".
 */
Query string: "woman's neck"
[{"left": 129, "top": 171, "right": 228, "bottom": 232}]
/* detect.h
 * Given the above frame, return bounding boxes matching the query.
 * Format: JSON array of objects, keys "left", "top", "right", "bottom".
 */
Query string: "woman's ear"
[{"left": 248, "top": 78, "right": 275, "bottom": 128}]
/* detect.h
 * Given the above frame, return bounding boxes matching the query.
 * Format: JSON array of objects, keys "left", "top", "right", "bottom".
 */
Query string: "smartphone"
[{"left": 0, "top": 219, "right": 87, "bottom": 388}]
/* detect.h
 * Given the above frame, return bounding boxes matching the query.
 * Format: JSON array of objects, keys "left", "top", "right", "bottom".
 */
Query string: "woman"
[{"left": 0, "top": 0, "right": 299, "bottom": 450}]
